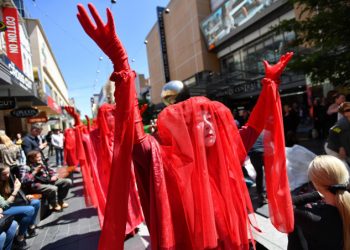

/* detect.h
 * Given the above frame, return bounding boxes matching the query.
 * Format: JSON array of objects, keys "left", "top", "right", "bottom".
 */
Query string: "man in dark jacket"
[{"left": 22, "top": 124, "right": 47, "bottom": 158}]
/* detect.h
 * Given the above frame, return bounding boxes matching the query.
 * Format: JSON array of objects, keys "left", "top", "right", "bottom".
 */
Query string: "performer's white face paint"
[{"left": 202, "top": 112, "right": 216, "bottom": 147}]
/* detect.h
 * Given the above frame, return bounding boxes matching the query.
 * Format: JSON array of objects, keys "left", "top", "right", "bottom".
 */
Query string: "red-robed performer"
[
  {"left": 64, "top": 106, "right": 99, "bottom": 208},
  {"left": 63, "top": 127, "right": 79, "bottom": 170},
  {"left": 77, "top": 3, "right": 294, "bottom": 250},
  {"left": 88, "top": 103, "right": 144, "bottom": 234}
]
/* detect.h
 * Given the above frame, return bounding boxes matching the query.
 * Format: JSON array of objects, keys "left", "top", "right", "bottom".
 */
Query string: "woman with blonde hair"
[
  {"left": 288, "top": 155, "right": 350, "bottom": 250},
  {"left": 0, "top": 131, "right": 22, "bottom": 175}
]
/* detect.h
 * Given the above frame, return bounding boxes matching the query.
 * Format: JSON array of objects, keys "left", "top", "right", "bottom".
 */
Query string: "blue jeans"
[
  {"left": 3, "top": 199, "right": 40, "bottom": 236},
  {"left": 55, "top": 148, "right": 64, "bottom": 165},
  {"left": 0, "top": 220, "right": 18, "bottom": 250}
]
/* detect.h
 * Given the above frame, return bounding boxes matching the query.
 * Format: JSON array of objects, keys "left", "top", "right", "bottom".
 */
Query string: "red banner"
[
  {"left": 2, "top": 7, "right": 23, "bottom": 70},
  {"left": 47, "top": 96, "right": 62, "bottom": 114}
]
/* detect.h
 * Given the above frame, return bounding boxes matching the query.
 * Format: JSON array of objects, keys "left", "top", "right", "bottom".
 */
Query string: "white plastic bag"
[
  {"left": 286, "top": 145, "right": 316, "bottom": 191},
  {"left": 244, "top": 156, "right": 257, "bottom": 181}
]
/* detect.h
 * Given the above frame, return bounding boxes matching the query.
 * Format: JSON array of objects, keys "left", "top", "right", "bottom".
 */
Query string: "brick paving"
[
  {"left": 26, "top": 133, "right": 324, "bottom": 250},
  {"left": 25, "top": 172, "right": 100, "bottom": 250}
]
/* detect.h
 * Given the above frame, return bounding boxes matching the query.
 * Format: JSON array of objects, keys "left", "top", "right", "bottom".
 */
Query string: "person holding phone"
[
  {"left": 21, "top": 150, "right": 72, "bottom": 212},
  {"left": 0, "top": 163, "right": 40, "bottom": 248}
]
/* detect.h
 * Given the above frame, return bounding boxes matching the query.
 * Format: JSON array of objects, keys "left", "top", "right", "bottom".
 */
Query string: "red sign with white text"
[
  {"left": 47, "top": 96, "right": 62, "bottom": 114},
  {"left": 2, "top": 7, "right": 23, "bottom": 70}
]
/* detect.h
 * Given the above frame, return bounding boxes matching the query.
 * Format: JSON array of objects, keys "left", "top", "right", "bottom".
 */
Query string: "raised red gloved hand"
[
  {"left": 263, "top": 52, "right": 293, "bottom": 84},
  {"left": 77, "top": 3, "right": 129, "bottom": 72},
  {"left": 64, "top": 106, "right": 81, "bottom": 126}
]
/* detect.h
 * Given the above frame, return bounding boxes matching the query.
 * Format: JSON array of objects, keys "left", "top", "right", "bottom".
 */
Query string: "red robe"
[
  {"left": 91, "top": 103, "right": 144, "bottom": 233},
  {"left": 99, "top": 72, "right": 293, "bottom": 249},
  {"left": 63, "top": 128, "right": 79, "bottom": 167}
]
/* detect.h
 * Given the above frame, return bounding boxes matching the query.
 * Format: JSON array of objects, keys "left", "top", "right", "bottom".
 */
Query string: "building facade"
[
  {"left": 146, "top": 0, "right": 336, "bottom": 116},
  {"left": 0, "top": 0, "right": 71, "bottom": 139}
]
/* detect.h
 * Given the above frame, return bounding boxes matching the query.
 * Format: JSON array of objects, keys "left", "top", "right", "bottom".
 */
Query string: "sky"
[{"left": 24, "top": 0, "right": 170, "bottom": 117}]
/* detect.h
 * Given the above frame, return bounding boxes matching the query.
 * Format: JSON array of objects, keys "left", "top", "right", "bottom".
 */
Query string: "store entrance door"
[{"left": 4, "top": 116, "right": 24, "bottom": 139}]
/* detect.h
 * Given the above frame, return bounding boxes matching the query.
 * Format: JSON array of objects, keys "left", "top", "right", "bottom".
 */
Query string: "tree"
[{"left": 273, "top": 0, "right": 350, "bottom": 86}]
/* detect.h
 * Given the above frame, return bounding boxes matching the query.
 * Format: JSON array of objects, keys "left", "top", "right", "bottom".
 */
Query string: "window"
[{"left": 45, "top": 82, "right": 52, "bottom": 97}]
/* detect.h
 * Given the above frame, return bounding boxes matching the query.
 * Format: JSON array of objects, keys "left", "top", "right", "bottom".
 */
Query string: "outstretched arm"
[
  {"left": 76, "top": 4, "right": 144, "bottom": 249},
  {"left": 64, "top": 106, "right": 82, "bottom": 127},
  {"left": 77, "top": 3, "right": 145, "bottom": 144},
  {"left": 241, "top": 52, "right": 293, "bottom": 151},
  {"left": 77, "top": 3, "right": 129, "bottom": 72}
]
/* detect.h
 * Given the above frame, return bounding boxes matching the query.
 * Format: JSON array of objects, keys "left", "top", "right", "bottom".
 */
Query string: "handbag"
[{"left": 0, "top": 214, "right": 15, "bottom": 233}]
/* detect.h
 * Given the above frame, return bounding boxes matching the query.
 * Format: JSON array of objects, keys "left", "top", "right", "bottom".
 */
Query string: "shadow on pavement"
[
  {"left": 40, "top": 207, "right": 98, "bottom": 228},
  {"left": 41, "top": 231, "right": 100, "bottom": 250}
]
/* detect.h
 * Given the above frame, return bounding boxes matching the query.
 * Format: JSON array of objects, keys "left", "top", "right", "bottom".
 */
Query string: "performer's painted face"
[
  {"left": 105, "top": 110, "right": 115, "bottom": 132},
  {"left": 202, "top": 112, "right": 216, "bottom": 147}
]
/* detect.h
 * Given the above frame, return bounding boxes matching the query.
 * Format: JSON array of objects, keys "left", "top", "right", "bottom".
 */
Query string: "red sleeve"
[
  {"left": 239, "top": 125, "right": 260, "bottom": 154},
  {"left": 99, "top": 71, "right": 136, "bottom": 250},
  {"left": 247, "top": 78, "right": 294, "bottom": 233}
]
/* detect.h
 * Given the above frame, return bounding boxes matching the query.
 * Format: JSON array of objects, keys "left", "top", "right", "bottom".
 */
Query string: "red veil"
[
  {"left": 91, "top": 100, "right": 144, "bottom": 233},
  {"left": 93, "top": 103, "right": 115, "bottom": 194},
  {"left": 155, "top": 96, "right": 251, "bottom": 249},
  {"left": 63, "top": 128, "right": 79, "bottom": 167}
]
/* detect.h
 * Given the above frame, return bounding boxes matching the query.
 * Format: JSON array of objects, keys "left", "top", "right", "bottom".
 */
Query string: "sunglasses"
[{"left": 344, "top": 109, "right": 350, "bottom": 113}]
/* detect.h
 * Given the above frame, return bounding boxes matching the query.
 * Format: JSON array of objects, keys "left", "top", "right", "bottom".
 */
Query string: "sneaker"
[
  {"left": 52, "top": 204, "right": 62, "bottom": 211},
  {"left": 13, "top": 239, "right": 27, "bottom": 249},
  {"left": 60, "top": 202, "right": 69, "bottom": 208},
  {"left": 26, "top": 227, "right": 38, "bottom": 238}
]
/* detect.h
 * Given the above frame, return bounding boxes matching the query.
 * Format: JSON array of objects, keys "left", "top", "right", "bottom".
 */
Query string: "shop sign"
[
  {"left": 2, "top": 7, "right": 23, "bottom": 70},
  {"left": 0, "top": 97, "right": 16, "bottom": 110},
  {"left": 27, "top": 111, "right": 48, "bottom": 123},
  {"left": 201, "top": 0, "right": 281, "bottom": 50},
  {"left": 11, "top": 107, "right": 38, "bottom": 118},
  {"left": 0, "top": 54, "right": 33, "bottom": 93},
  {"left": 8, "top": 60, "right": 33, "bottom": 92},
  {"left": 157, "top": 7, "right": 170, "bottom": 82},
  {"left": 47, "top": 96, "right": 62, "bottom": 114},
  {"left": 216, "top": 81, "right": 260, "bottom": 98}
]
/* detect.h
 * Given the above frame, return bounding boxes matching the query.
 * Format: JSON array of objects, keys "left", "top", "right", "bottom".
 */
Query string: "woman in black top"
[{"left": 288, "top": 155, "right": 350, "bottom": 250}]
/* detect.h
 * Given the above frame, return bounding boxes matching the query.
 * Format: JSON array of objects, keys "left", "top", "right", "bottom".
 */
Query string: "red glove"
[
  {"left": 263, "top": 52, "right": 293, "bottom": 84},
  {"left": 77, "top": 3, "right": 129, "bottom": 72},
  {"left": 64, "top": 106, "right": 82, "bottom": 126}
]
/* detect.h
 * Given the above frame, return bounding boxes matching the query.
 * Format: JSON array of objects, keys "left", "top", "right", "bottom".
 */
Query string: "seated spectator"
[
  {"left": 0, "top": 131, "right": 22, "bottom": 177},
  {"left": 288, "top": 155, "right": 350, "bottom": 250},
  {"left": 0, "top": 163, "right": 40, "bottom": 248},
  {"left": 22, "top": 150, "right": 72, "bottom": 211},
  {"left": 0, "top": 216, "right": 18, "bottom": 250},
  {"left": 325, "top": 102, "right": 350, "bottom": 169}
]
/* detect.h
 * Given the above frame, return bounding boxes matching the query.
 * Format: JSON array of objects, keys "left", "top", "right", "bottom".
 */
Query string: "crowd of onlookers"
[
  {"left": 0, "top": 124, "right": 71, "bottom": 249},
  {"left": 236, "top": 90, "right": 350, "bottom": 249}
]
